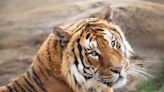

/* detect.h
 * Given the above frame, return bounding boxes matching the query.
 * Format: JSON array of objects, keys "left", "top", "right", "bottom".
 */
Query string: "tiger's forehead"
[
  {"left": 83, "top": 29, "right": 118, "bottom": 48},
  {"left": 61, "top": 18, "right": 122, "bottom": 40},
  {"left": 60, "top": 18, "right": 110, "bottom": 34},
  {"left": 60, "top": 18, "right": 123, "bottom": 49}
]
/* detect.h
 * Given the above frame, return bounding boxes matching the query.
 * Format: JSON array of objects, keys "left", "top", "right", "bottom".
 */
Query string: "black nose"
[
  {"left": 110, "top": 66, "right": 123, "bottom": 74},
  {"left": 119, "top": 74, "right": 123, "bottom": 79},
  {"left": 110, "top": 69, "right": 120, "bottom": 74}
]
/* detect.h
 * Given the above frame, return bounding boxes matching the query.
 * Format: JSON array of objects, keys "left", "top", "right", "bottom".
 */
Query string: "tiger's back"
[{"left": 0, "top": 32, "right": 74, "bottom": 92}]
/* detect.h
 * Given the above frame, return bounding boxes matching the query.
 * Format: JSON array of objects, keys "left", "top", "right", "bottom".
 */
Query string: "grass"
[{"left": 135, "top": 59, "right": 164, "bottom": 92}]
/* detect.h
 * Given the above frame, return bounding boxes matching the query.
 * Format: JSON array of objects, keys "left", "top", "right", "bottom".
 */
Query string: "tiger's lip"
[
  {"left": 100, "top": 74, "right": 124, "bottom": 87},
  {"left": 100, "top": 81, "right": 113, "bottom": 87}
]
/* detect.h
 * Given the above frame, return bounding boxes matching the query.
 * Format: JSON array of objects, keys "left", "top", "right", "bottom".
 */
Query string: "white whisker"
[
  {"left": 127, "top": 59, "right": 155, "bottom": 81},
  {"left": 128, "top": 69, "right": 153, "bottom": 80}
]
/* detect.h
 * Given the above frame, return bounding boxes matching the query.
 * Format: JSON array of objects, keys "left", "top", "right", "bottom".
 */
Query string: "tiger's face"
[
  {"left": 82, "top": 23, "right": 129, "bottom": 88},
  {"left": 65, "top": 19, "right": 132, "bottom": 89},
  {"left": 54, "top": 6, "right": 133, "bottom": 92}
]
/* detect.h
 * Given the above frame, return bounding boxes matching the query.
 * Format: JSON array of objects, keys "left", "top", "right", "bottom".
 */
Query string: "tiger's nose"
[{"left": 110, "top": 66, "right": 123, "bottom": 74}]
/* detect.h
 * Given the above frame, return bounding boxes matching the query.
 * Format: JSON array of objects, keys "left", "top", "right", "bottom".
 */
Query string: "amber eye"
[
  {"left": 89, "top": 50, "right": 99, "bottom": 57},
  {"left": 91, "top": 51, "right": 97, "bottom": 56},
  {"left": 111, "top": 40, "right": 115, "bottom": 47}
]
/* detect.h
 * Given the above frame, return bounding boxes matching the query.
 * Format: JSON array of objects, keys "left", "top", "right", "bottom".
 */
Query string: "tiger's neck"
[{"left": 0, "top": 33, "right": 73, "bottom": 92}]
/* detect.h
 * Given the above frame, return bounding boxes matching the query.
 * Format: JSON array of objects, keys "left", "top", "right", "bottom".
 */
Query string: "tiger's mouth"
[
  {"left": 100, "top": 80, "right": 113, "bottom": 87},
  {"left": 81, "top": 68, "right": 127, "bottom": 88},
  {"left": 99, "top": 74, "right": 125, "bottom": 87}
]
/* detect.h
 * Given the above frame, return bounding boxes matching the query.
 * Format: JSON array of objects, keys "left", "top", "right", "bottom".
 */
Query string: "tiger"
[{"left": 0, "top": 6, "right": 135, "bottom": 92}]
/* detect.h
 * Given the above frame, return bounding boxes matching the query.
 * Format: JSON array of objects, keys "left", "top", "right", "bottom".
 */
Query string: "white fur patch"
[
  {"left": 103, "top": 29, "right": 113, "bottom": 48},
  {"left": 113, "top": 78, "right": 127, "bottom": 89},
  {"left": 78, "top": 61, "right": 84, "bottom": 73},
  {"left": 71, "top": 65, "right": 86, "bottom": 84},
  {"left": 85, "top": 39, "right": 90, "bottom": 49},
  {"left": 91, "top": 41, "right": 97, "bottom": 48}
]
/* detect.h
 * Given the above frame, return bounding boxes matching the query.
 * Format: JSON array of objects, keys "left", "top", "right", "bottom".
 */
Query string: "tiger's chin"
[{"left": 112, "top": 77, "right": 127, "bottom": 89}]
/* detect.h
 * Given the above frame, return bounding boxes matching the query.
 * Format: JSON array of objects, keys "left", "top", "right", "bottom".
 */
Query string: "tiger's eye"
[
  {"left": 118, "top": 45, "right": 121, "bottom": 49},
  {"left": 91, "top": 51, "right": 97, "bottom": 56}
]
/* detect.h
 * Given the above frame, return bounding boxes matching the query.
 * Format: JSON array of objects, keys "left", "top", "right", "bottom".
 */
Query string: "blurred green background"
[{"left": 135, "top": 59, "right": 164, "bottom": 92}]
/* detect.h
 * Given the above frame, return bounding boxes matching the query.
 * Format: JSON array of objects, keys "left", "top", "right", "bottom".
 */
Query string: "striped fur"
[{"left": 0, "top": 33, "right": 74, "bottom": 92}]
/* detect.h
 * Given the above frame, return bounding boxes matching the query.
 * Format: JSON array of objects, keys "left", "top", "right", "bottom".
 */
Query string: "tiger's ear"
[
  {"left": 53, "top": 26, "right": 71, "bottom": 47},
  {"left": 96, "top": 6, "right": 113, "bottom": 21}
]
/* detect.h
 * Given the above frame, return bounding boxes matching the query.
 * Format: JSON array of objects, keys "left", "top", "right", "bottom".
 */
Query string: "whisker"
[
  {"left": 127, "top": 59, "right": 155, "bottom": 80},
  {"left": 128, "top": 67, "right": 154, "bottom": 80}
]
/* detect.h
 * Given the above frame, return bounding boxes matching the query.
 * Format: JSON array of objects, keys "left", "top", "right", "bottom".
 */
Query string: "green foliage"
[
  {"left": 135, "top": 80, "right": 158, "bottom": 92},
  {"left": 135, "top": 59, "right": 164, "bottom": 92}
]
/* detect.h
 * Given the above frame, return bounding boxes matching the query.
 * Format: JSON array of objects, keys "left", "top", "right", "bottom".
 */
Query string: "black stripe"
[
  {"left": 96, "top": 28, "right": 104, "bottom": 31},
  {"left": 73, "top": 75, "right": 80, "bottom": 87},
  {"left": 15, "top": 81, "right": 26, "bottom": 92},
  {"left": 83, "top": 53, "right": 93, "bottom": 80},
  {"left": 77, "top": 39, "right": 86, "bottom": 68},
  {"left": 107, "top": 82, "right": 113, "bottom": 87},
  {"left": 72, "top": 48, "right": 88, "bottom": 82},
  {"left": 47, "top": 40, "right": 52, "bottom": 64},
  {"left": 86, "top": 33, "right": 90, "bottom": 39},
  {"left": 111, "top": 28, "right": 117, "bottom": 31},
  {"left": 84, "top": 49, "right": 92, "bottom": 66},
  {"left": 89, "top": 37, "right": 92, "bottom": 42},
  {"left": 23, "top": 84, "right": 33, "bottom": 92},
  {"left": 31, "top": 67, "right": 47, "bottom": 92},
  {"left": 26, "top": 70, "right": 32, "bottom": 80},
  {"left": 72, "top": 49, "right": 79, "bottom": 67},
  {"left": 74, "top": 59, "right": 79, "bottom": 67},
  {"left": 37, "top": 55, "right": 51, "bottom": 76},
  {"left": 13, "top": 86, "right": 19, "bottom": 92},
  {"left": 38, "top": 65, "right": 48, "bottom": 80},
  {"left": 83, "top": 71, "right": 92, "bottom": 76},
  {"left": 58, "top": 40, "right": 63, "bottom": 56},
  {"left": 90, "top": 28, "right": 97, "bottom": 33},
  {"left": 77, "top": 38, "right": 80, "bottom": 43},
  {"left": 46, "top": 40, "right": 57, "bottom": 79},
  {"left": 47, "top": 39, "right": 55, "bottom": 79},
  {"left": 23, "top": 75, "right": 37, "bottom": 92},
  {"left": 80, "top": 30, "right": 83, "bottom": 37},
  {"left": 86, "top": 23, "right": 98, "bottom": 27},
  {"left": 70, "top": 22, "right": 84, "bottom": 32},
  {"left": 75, "top": 24, "right": 85, "bottom": 32},
  {"left": 77, "top": 43, "right": 83, "bottom": 58},
  {"left": 6, "top": 85, "right": 12, "bottom": 92},
  {"left": 84, "top": 75, "right": 92, "bottom": 80}
]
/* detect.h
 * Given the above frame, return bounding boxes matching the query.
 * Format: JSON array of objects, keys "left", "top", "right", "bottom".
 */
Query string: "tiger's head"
[{"left": 53, "top": 6, "right": 133, "bottom": 92}]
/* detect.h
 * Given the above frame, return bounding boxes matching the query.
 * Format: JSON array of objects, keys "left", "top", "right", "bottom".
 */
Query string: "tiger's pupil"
[{"left": 111, "top": 40, "right": 115, "bottom": 47}]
